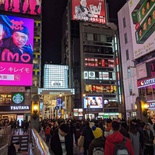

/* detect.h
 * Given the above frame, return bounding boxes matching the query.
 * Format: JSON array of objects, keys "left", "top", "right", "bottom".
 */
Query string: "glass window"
[
  {"left": 146, "top": 86, "right": 152, "bottom": 95},
  {"left": 87, "top": 33, "right": 93, "bottom": 41},
  {"left": 126, "top": 49, "right": 129, "bottom": 60},
  {"left": 153, "top": 85, "right": 155, "bottom": 94},
  {"left": 129, "top": 84, "right": 132, "bottom": 95},
  {"left": 94, "top": 34, "right": 100, "bottom": 41},
  {"left": 123, "top": 17, "right": 126, "bottom": 28},
  {"left": 100, "top": 35, "right": 106, "bottom": 42},
  {"left": 127, "top": 68, "right": 131, "bottom": 78},
  {"left": 124, "top": 33, "right": 128, "bottom": 44}
]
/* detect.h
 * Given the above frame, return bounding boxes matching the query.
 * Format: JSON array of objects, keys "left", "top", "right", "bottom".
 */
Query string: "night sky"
[
  {"left": 42, "top": 0, "right": 67, "bottom": 64},
  {"left": 42, "top": 0, "right": 126, "bottom": 65}
]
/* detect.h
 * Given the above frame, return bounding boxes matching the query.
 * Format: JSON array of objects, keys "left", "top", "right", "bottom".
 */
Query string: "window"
[
  {"left": 127, "top": 68, "right": 131, "bottom": 78},
  {"left": 124, "top": 33, "right": 128, "bottom": 44},
  {"left": 87, "top": 33, "right": 93, "bottom": 41},
  {"left": 126, "top": 49, "right": 129, "bottom": 60},
  {"left": 129, "top": 84, "right": 132, "bottom": 95},
  {"left": 100, "top": 35, "right": 106, "bottom": 42},
  {"left": 94, "top": 34, "right": 100, "bottom": 41},
  {"left": 123, "top": 17, "right": 126, "bottom": 28}
]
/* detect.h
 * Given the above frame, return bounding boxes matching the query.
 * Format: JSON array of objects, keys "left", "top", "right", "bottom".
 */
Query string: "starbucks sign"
[{"left": 12, "top": 93, "right": 24, "bottom": 104}]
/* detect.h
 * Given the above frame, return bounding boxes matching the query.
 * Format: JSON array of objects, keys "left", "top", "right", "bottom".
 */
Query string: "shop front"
[
  {"left": 137, "top": 77, "right": 155, "bottom": 115},
  {"left": 0, "top": 105, "right": 31, "bottom": 125}
]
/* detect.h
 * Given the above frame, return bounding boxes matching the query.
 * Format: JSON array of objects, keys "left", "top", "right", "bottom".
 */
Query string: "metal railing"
[
  {"left": 31, "top": 128, "right": 50, "bottom": 155},
  {"left": 0, "top": 144, "right": 8, "bottom": 155}
]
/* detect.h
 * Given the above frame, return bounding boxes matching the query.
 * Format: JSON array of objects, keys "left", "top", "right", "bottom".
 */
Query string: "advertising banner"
[
  {"left": 84, "top": 96, "right": 103, "bottom": 108},
  {"left": 0, "top": 15, "right": 34, "bottom": 86},
  {"left": 0, "top": 0, "right": 41, "bottom": 16},
  {"left": 129, "top": 0, "right": 155, "bottom": 59},
  {"left": 72, "top": 0, "right": 106, "bottom": 24}
]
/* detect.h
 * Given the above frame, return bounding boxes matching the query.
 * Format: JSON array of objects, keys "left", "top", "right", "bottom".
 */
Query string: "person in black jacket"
[
  {"left": 82, "top": 121, "right": 94, "bottom": 155},
  {"left": 8, "top": 143, "right": 16, "bottom": 155},
  {"left": 50, "top": 123, "right": 73, "bottom": 155}
]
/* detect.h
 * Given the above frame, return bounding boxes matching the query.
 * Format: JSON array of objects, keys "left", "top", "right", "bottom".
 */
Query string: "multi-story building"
[
  {"left": 118, "top": 0, "right": 155, "bottom": 119},
  {"left": 118, "top": 3, "right": 138, "bottom": 119},
  {"left": 61, "top": 0, "right": 126, "bottom": 119},
  {"left": 38, "top": 64, "right": 75, "bottom": 119},
  {"left": 0, "top": 2, "right": 42, "bottom": 122}
]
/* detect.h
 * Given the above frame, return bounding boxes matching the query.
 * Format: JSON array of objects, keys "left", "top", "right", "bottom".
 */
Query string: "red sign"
[{"left": 72, "top": 0, "right": 106, "bottom": 24}]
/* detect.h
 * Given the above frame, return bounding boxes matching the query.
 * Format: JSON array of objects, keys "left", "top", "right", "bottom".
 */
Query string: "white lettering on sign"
[
  {"left": 143, "top": 78, "right": 155, "bottom": 86},
  {"left": 149, "top": 103, "right": 155, "bottom": 108},
  {"left": 10, "top": 106, "right": 30, "bottom": 110}
]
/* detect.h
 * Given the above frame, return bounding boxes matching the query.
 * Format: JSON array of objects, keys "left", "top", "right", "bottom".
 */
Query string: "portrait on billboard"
[
  {"left": 0, "top": 0, "right": 41, "bottom": 15},
  {"left": 129, "top": 0, "right": 155, "bottom": 59},
  {"left": 0, "top": 15, "right": 34, "bottom": 86},
  {"left": 72, "top": 0, "right": 106, "bottom": 24},
  {"left": 0, "top": 15, "right": 34, "bottom": 64}
]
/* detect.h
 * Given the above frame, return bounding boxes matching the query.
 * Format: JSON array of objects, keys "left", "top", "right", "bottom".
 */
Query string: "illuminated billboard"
[
  {"left": 72, "top": 0, "right": 106, "bottom": 24},
  {"left": 0, "top": 15, "right": 34, "bottom": 86},
  {"left": 0, "top": 0, "right": 41, "bottom": 16},
  {"left": 84, "top": 96, "right": 103, "bottom": 108},
  {"left": 129, "top": 0, "right": 155, "bottom": 59},
  {"left": 44, "top": 64, "right": 69, "bottom": 89}
]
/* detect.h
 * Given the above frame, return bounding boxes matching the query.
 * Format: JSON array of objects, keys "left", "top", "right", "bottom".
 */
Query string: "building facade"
[
  {"left": 0, "top": 1, "right": 42, "bottom": 122},
  {"left": 38, "top": 64, "right": 74, "bottom": 119},
  {"left": 118, "top": 0, "right": 155, "bottom": 119},
  {"left": 61, "top": 0, "right": 125, "bottom": 119}
]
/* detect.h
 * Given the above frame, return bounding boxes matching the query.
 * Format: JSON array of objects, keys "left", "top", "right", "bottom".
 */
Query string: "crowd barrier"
[{"left": 31, "top": 128, "right": 50, "bottom": 155}]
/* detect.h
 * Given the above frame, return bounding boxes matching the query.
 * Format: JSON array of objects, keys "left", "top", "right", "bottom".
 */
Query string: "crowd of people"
[{"left": 39, "top": 116, "right": 155, "bottom": 155}]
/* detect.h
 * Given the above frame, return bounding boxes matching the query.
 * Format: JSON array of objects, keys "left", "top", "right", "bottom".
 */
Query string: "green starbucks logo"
[{"left": 12, "top": 93, "right": 24, "bottom": 104}]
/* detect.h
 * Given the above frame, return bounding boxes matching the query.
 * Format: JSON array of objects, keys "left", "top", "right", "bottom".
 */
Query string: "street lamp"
[
  {"left": 87, "top": 103, "right": 90, "bottom": 120},
  {"left": 143, "top": 103, "right": 150, "bottom": 117},
  {"left": 32, "top": 102, "right": 39, "bottom": 120}
]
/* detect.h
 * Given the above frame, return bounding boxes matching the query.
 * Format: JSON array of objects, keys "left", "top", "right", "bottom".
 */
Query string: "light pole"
[{"left": 87, "top": 104, "right": 90, "bottom": 120}]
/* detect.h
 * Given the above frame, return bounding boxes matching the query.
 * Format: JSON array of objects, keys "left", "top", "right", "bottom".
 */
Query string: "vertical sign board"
[{"left": 0, "top": 15, "right": 34, "bottom": 86}]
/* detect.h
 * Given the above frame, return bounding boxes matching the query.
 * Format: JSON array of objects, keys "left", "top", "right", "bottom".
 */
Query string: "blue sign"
[{"left": 55, "top": 106, "right": 59, "bottom": 110}]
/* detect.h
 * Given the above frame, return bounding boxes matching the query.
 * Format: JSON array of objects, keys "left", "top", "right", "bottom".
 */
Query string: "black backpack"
[{"left": 113, "top": 137, "right": 129, "bottom": 155}]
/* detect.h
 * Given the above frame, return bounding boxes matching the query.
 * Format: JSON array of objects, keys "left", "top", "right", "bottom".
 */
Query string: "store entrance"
[{"left": 17, "top": 115, "right": 24, "bottom": 127}]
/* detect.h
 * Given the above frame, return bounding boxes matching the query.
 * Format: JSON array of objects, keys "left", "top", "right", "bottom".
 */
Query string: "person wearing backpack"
[
  {"left": 88, "top": 126, "right": 105, "bottom": 155},
  {"left": 104, "top": 121, "right": 134, "bottom": 155}
]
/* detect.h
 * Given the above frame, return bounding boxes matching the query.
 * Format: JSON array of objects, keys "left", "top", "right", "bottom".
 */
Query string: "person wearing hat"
[
  {"left": 88, "top": 126, "right": 105, "bottom": 155},
  {"left": 0, "top": 25, "right": 33, "bottom": 63},
  {"left": 50, "top": 123, "right": 73, "bottom": 155}
]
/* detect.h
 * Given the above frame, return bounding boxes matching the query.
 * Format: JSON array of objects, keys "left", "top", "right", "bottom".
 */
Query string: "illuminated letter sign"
[
  {"left": 10, "top": 106, "right": 30, "bottom": 110},
  {"left": 2, "top": 51, "right": 31, "bottom": 63}
]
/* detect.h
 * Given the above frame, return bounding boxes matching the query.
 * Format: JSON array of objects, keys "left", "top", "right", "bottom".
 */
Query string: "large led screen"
[
  {"left": 0, "top": 15, "right": 34, "bottom": 86},
  {"left": 72, "top": 0, "right": 106, "bottom": 24},
  {"left": 84, "top": 96, "right": 103, "bottom": 108},
  {"left": 0, "top": 0, "right": 41, "bottom": 16},
  {"left": 129, "top": 0, "right": 155, "bottom": 59}
]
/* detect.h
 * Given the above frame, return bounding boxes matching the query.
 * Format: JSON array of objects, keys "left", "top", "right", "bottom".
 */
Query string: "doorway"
[{"left": 17, "top": 115, "right": 24, "bottom": 127}]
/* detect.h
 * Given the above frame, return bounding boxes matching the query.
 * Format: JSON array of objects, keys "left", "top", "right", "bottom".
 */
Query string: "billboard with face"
[
  {"left": 129, "top": 0, "right": 155, "bottom": 59},
  {"left": 84, "top": 96, "right": 103, "bottom": 108},
  {"left": 0, "top": 0, "right": 41, "bottom": 16},
  {"left": 72, "top": 0, "right": 106, "bottom": 24},
  {"left": 0, "top": 15, "right": 34, "bottom": 86}
]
